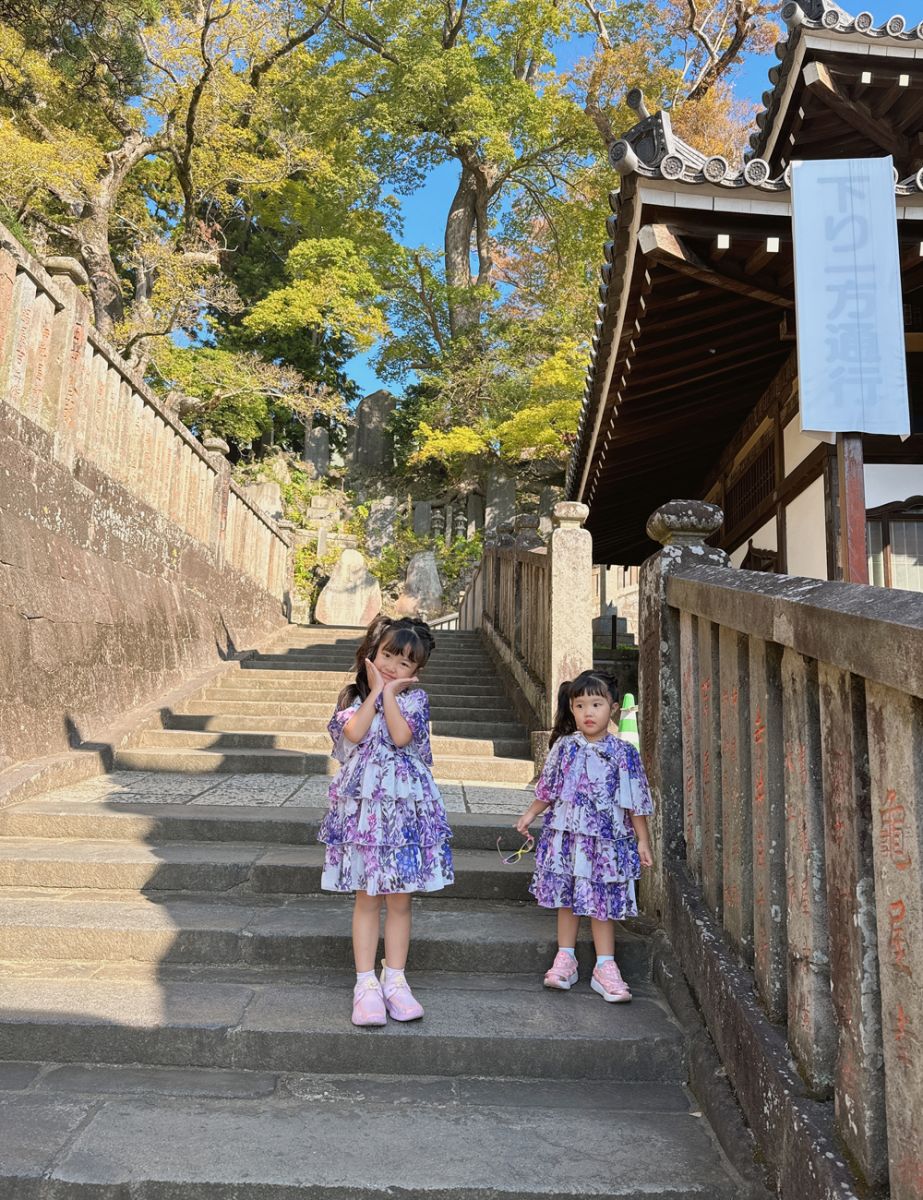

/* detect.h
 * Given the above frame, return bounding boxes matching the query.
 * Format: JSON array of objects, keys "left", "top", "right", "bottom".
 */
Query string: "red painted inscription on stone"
[
  {"left": 880, "top": 790, "right": 912, "bottom": 871},
  {"left": 888, "top": 898, "right": 912, "bottom": 977},
  {"left": 753, "top": 708, "right": 766, "bottom": 745}
]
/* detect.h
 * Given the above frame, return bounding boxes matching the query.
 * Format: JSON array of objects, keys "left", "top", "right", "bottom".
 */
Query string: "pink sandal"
[
  {"left": 544, "top": 950, "right": 579, "bottom": 990},
  {"left": 352, "top": 976, "right": 387, "bottom": 1026},
  {"left": 380, "top": 961, "right": 424, "bottom": 1021}
]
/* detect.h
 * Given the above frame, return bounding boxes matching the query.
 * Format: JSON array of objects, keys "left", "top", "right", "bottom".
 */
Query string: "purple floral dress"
[
  {"left": 318, "top": 688, "right": 454, "bottom": 895},
  {"left": 529, "top": 732, "right": 652, "bottom": 921}
]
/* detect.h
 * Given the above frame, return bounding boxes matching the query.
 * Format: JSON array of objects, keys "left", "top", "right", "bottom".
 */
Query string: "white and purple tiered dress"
[
  {"left": 318, "top": 688, "right": 454, "bottom": 895},
  {"left": 529, "top": 731, "right": 652, "bottom": 920}
]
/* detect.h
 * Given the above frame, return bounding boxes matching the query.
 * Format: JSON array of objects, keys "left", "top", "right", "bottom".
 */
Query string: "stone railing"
[
  {"left": 640, "top": 500, "right": 923, "bottom": 1200},
  {"left": 0, "top": 223, "right": 290, "bottom": 599},
  {"left": 478, "top": 502, "right": 594, "bottom": 730}
]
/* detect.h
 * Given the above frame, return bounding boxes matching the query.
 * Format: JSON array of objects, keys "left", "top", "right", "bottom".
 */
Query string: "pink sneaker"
[
  {"left": 352, "top": 976, "right": 387, "bottom": 1026},
  {"left": 591, "top": 960, "right": 632, "bottom": 1003},
  {"left": 543, "top": 950, "right": 579, "bottom": 990},
  {"left": 380, "top": 963, "right": 424, "bottom": 1021}
]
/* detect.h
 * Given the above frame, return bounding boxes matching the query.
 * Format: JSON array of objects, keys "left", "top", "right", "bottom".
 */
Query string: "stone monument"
[
  {"left": 395, "top": 550, "right": 443, "bottom": 617},
  {"left": 303, "top": 425, "right": 330, "bottom": 480},
  {"left": 314, "top": 549, "right": 382, "bottom": 627},
  {"left": 351, "top": 390, "right": 396, "bottom": 473}
]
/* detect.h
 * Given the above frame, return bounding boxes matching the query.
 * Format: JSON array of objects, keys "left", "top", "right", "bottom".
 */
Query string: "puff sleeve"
[
  {"left": 327, "top": 699, "right": 362, "bottom": 764},
  {"left": 616, "top": 740, "right": 653, "bottom": 814},
  {"left": 398, "top": 688, "right": 433, "bottom": 766},
  {"left": 534, "top": 737, "right": 567, "bottom": 807}
]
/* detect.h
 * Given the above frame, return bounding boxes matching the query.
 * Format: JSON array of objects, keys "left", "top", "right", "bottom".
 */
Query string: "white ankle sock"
[
  {"left": 383, "top": 965, "right": 406, "bottom": 984},
  {"left": 356, "top": 969, "right": 376, "bottom": 984},
  {"left": 596, "top": 955, "right": 615, "bottom": 966},
  {"left": 558, "top": 946, "right": 576, "bottom": 957}
]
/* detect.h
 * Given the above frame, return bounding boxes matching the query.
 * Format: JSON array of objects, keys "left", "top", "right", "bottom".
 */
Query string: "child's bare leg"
[
  {"left": 557, "top": 907, "right": 580, "bottom": 949},
  {"left": 590, "top": 917, "right": 615, "bottom": 958},
  {"left": 383, "top": 892, "right": 412, "bottom": 970},
  {"left": 352, "top": 890, "right": 382, "bottom": 973}
]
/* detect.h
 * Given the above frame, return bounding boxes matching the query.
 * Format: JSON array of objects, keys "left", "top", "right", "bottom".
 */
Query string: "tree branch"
[{"left": 250, "top": 4, "right": 333, "bottom": 88}]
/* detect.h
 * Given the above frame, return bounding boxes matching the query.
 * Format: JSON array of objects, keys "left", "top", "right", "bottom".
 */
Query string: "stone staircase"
[
  {"left": 116, "top": 626, "right": 536, "bottom": 785},
  {"left": 0, "top": 624, "right": 756, "bottom": 1198}
]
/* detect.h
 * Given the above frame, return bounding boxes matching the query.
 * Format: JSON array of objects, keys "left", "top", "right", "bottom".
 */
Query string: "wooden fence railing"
[
  {"left": 640, "top": 499, "right": 923, "bottom": 1200},
  {"left": 0, "top": 223, "right": 290, "bottom": 601}
]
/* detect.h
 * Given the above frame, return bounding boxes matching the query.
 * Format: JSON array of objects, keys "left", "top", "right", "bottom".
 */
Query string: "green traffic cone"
[{"left": 618, "top": 693, "right": 639, "bottom": 748}]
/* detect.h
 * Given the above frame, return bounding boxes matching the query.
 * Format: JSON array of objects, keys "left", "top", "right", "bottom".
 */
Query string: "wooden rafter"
[
  {"left": 638, "top": 225, "right": 793, "bottom": 309},
  {"left": 802, "top": 61, "right": 911, "bottom": 161}
]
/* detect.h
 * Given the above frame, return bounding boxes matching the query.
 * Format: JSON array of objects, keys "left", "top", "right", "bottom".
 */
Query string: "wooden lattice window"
[{"left": 724, "top": 442, "right": 776, "bottom": 534}]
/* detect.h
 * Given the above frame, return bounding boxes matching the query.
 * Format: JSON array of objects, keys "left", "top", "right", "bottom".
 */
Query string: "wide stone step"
[
  {"left": 138, "top": 728, "right": 532, "bottom": 759},
  {"left": 0, "top": 968, "right": 680, "bottom": 1081},
  {"left": 232, "top": 666, "right": 511, "bottom": 689},
  {"left": 0, "top": 798, "right": 536, "bottom": 851},
  {"left": 0, "top": 893, "right": 651, "bottom": 977},
  {"left": 0, "top": 841, "right": 533, "bottom": 901},
  {"left": 171, "top": 709, "right": 529, "bottom": 740},
  {"left": 199, "top": 686, "right": 516, "bottom": 708},
  {"left": 113, "top": 747, "right": 535, "bottom": 783},
  {"left": 0, "top": 1064, "right": 742, "bottom": 1199},
  {"left": 254, "top": 650, "right": 494, "bottom": 665}
]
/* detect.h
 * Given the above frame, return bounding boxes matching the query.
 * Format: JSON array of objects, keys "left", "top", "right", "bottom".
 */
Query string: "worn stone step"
[
  {"left": 230, "top": 666, "right": 511, "bottom": 691},
  {"left": 114, "top": 745, "right": 336, "bottom": 775},
  {"left": 0, "top": 841, "right": 533, "bottom": 901},
  {"left": 0, "top": 893, "right": 652, "bottom": 977},
  {"left": 113, "top": 747, "right": 535, "bottom": 783},
  {"left": 170, "top": 709, "right": 529, "bottom": 740},
  {"left": 0, "top": 969, "right": 681, "bottom": 1081},
  {"left": 255, "top": 649, "right": 494, "bottom": 664},
  {"left": 0, "top": 1064, "right": 743, "bottom": 1199},
  {"left": 0, "top": 798, "right": 536, "bottom": 852},
  {"left": 200, "top": 686, "right": 517, "bottom": 709},
  {"left": 138, "top": 727, "right": 532, "bottom": 759}
]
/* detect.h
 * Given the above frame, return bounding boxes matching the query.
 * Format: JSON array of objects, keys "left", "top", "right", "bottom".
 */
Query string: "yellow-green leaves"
[{"left": 244, "top": 238, "right": 387, "bottom": 348}]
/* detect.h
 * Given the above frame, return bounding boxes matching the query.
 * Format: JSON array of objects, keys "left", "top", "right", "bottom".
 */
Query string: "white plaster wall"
[
  {"left": 729, "top": 516, "right": 778, "bottom": 568},
  {"left": 785, "top": 475, "right": 828, "bottom": 580},
  {"left": 783, "top": 417, "right": 824, "bottom": 475},
  {"left": 864, "top": 463, "right": 923, "bottom": 510}
]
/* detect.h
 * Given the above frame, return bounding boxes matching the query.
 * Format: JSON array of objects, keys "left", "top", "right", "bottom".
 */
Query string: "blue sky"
[{"left": 346, "top": 33, "right": 780, "bottom": 396}]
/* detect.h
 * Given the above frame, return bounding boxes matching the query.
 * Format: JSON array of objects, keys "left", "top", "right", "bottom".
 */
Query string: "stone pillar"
[
  {"left": 466, "top": 492, "right": 485, "bottom": 538},
  {"left": 485, "top": 469, "right": 516, "bottom": 536},
  {"left": 514, "top": 513, "right": 544, "bottom": 549},
  {"left": 413, "top": 501, "right": 432, "bottom": 536},
  {"left": 638, "top": 500, "right": 727, "bottom": 919},
  {"left": 546, "top": 502, "right": 594, "bottom": 727},
  {"left": 203, "top": 436, "right": 231, "bottom": 566},
  {"left": 302, "top": 424, "right": 330, "bottom": 480}
]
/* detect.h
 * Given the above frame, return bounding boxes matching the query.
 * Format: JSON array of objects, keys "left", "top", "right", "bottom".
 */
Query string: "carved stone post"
[
  {"left": 546, "top": 502, "right": 594, "bottom": 728},
  {"left": 202, "top": 436, "right": 231, "bottom": 568},
  {"left": 639, "top": 500, "right": 727, "bottom": 919}
]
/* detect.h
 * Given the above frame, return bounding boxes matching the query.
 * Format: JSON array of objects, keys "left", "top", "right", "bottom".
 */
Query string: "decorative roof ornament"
[{"left": 609, "top": 81, "right": 923, "bottom": 195}]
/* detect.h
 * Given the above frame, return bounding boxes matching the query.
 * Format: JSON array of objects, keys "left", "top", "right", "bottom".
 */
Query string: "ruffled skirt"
[
  {"left": 529, "top": 827, "right": 641, "bottom": 921},
  {"left": 318, "top": 748, "right": 453, "bottom": 895}
]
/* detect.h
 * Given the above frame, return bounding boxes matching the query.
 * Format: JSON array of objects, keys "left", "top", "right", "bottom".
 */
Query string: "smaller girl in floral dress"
[
  {"left": 516, "top": 670, "right": 653, "bottom": 1003},
  {"left": 318, "top": 615, "right": 453, "bottom": 1027}
]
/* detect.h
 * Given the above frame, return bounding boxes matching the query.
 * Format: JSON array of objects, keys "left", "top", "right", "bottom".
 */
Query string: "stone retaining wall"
[{"left": 0, "top": 223, "right": 291, "bottom": 771}]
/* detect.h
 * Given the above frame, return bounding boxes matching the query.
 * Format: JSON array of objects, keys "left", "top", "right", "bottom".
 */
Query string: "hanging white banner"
[{"left": 791, "top": 156, "right": 910, "bottom": 438}]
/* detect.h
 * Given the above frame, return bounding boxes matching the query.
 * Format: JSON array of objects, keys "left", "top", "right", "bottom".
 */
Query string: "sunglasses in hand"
[{"left": 496, "top": 832, "right": 535, "bottom": 865}]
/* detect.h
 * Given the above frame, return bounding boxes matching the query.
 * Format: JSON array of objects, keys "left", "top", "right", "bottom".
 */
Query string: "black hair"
[
  {"left": 549, "top": 670, "right": 620, "bottom": 747},
  {"left": 337, "top": 615, "right": 436, "bottom": 709}
]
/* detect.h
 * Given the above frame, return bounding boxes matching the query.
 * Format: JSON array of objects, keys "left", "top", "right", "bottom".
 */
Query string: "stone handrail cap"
[
  {"left": 647, "top": 500, "right": 724, "bottom": 546},
  {"left": 553, "top": 501, "right": 589, "bottom": 528},
  {"left": 202, "top": 436, "right": 230, "bottom": 456}
]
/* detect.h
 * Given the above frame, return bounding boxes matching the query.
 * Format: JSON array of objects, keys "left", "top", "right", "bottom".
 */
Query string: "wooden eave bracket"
[
  {"left": 802, "top": 61, "right": 911, "bottom": 161},
  {"left": 637, "top": 224, "right": 793, "bottom": 309}
]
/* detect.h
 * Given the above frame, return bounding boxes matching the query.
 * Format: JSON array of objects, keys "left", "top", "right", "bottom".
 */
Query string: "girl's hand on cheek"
[
  {"left": 365, "top": 658, "right": 385, "bottom": 694},
  {"left": 384, "top": 676, "right": 419, "bottom": 695}
]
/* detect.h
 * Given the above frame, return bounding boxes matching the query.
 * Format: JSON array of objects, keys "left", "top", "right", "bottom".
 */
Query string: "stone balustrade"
[
  {"left": 639, "top": 499, "right": 923, "bottom": 1200},
  {"left": 475, "top": 501, "right": 594, "bottom": 731},
  {"left": 0, "top": 223, "right": 289, "bottom": 600}
]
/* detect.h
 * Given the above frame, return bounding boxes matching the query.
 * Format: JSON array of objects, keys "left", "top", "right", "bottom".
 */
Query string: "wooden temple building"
[{"left": 567, "top": 0, "right": 923, "bottom": 590}]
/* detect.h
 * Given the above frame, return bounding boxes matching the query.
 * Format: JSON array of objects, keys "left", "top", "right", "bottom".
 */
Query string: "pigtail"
[
  {"left": 549, "top": 679, "right": 577, "bottom": 748},
  {"left": 337, "top": 615, "right": 394, "bottom": 709}
]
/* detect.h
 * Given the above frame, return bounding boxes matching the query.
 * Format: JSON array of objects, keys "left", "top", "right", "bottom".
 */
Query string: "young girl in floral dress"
[
  {"left": 319, "top": 615, "right": 453, "bottom": 1027},
  {"left": 516, "top": 670, "right": 653, "bottom": 1003}
]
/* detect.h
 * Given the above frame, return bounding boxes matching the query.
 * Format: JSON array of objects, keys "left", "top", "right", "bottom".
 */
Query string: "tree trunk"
[
  {"left": 444, "top": 162, "right": 480, "bottom": 338},
  {"left": 80, "top": 212, "right": 125, "bottom": 338}
]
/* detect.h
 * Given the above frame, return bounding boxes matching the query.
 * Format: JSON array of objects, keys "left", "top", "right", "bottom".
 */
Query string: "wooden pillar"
[{"left": 836, "top": 433, "right": 868, "bottom": 584}]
